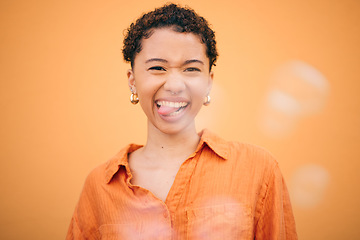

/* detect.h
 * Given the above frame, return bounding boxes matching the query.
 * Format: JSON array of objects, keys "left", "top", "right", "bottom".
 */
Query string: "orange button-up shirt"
[{"left": 66, "top": 129, "right": 297, "bottom": 239}]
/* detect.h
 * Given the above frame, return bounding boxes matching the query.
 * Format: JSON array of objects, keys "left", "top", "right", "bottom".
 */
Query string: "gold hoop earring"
[
  {"left": 130, "top": 93, "right": 139, "bottom": 105},
  {"left": 203, "top": 95, "right": 211, "bottom": 106}
]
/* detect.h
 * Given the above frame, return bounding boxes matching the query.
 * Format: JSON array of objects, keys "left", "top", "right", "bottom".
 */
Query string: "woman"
[{"left": 66, "top": 4, "right": 297, "bottom": 239}]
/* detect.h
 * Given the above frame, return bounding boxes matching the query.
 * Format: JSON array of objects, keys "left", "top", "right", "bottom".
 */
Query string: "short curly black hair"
[{"left": 122, "top": 3, "right": 218, "bottom": 70}]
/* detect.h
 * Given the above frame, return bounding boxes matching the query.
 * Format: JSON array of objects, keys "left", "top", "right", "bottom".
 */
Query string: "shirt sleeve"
[
  {"left": 66, "top": 170, "right": 101, "bottom": 240},
  {"left": 66, "top": 216, "right": 84, "bottom": 240},
  {"left": 255, "top": 163, "right": 298, "bottom": 239}
]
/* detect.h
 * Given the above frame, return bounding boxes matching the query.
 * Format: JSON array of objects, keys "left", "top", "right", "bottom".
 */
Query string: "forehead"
[{"left": 136, "top": 28, "right": 208, "bottom": 64}]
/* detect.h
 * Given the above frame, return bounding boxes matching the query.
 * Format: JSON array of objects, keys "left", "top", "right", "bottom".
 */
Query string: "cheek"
[
  {"left": 136, "top": 84, "right": 159, "bottom": 115},
  {"left": 189, "top": 79, "right": 210, "bottom": 99},
  {"left": 137, "top": 87, "right": 156, "bottom": 100},
  {"left": 137, "top": 87, "right": 155, "bottom": 107},
  {"left": 135, "top": 76, "right": 160, "bottom": 99}
]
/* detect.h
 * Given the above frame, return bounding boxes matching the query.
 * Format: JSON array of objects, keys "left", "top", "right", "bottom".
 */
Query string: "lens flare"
[
  {"left": 187, "top": 197, "right": 252, "bottom": 239},
  {"left": 259, "top": 60, "right": 330, "bottom": 138},
  {"left": 290, "top": 164, "right": 330, "bottom": 208}
]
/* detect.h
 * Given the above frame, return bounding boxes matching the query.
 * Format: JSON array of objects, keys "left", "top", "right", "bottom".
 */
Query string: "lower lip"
[{"left": 156, "top": 104, "right": 189, "bottom": 122}]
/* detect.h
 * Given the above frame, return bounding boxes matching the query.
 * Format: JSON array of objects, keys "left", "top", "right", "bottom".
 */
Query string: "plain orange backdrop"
[{"left": 1, "top": 0, "right": 359, "bottom": 239}]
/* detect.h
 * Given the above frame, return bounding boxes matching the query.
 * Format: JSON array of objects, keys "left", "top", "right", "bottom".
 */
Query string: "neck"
[{"left": 142, "top": 122, "right": 200, "bottom": 163}]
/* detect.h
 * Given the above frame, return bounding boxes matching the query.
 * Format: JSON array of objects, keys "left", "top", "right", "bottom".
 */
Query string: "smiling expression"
[{"left": 127, "top": 27, "right": 213, "bottom": 135}]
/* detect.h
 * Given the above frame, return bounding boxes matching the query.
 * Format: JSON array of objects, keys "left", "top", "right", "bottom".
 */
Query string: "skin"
[{"left": 127, "top": 27, "right": 214, "bottom": 202}]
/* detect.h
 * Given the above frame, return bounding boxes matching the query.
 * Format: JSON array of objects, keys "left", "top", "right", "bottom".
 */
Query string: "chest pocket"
[
  {"left": 99, "top": 221, "right": 173, "bottom": 240},
  {"left": 186, "top": 204, "right": 253, "bottom": 240},
  {"left": 99, "top": 224, "right": 141, "bottom": 240}
]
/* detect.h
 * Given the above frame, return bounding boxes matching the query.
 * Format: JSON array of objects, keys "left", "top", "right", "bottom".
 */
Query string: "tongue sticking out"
[{"left": 157, "top": 105, "right": 179, "bottom": 115}]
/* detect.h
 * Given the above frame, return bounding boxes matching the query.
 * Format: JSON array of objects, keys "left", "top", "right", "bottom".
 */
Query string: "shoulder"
[
  {"left": 228, "top": 140, "right": 278, "bottom": 166},
  {"left": 221, "top": 140, "right": 281, "bottom": 184},
  {"left": 201, "top": 129, "right": 279, "bottom": 173},
  {"left": 80, "top": 162, "right": 109, "bottom": 195},
  {"left": 84, "top": 143, "right": 142, "bottom": 186}
]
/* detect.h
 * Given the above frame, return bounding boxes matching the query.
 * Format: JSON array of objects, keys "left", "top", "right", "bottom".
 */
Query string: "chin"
[{"left": 152, "top": 120, "right": 196, "bottom": 136}]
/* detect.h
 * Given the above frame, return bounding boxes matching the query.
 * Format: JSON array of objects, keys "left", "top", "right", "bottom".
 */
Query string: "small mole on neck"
[{"left": 161, "top": 146, "right": 164, "bottom": 149}]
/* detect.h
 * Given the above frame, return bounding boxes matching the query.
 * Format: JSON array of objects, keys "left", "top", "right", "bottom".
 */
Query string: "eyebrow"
[
  {"left": 145, "top": 58, "right": 168, "bottom": 64},
  {"left": 184, "top": 59, "right": 204, "bottom": 65},
  {"left": 145, "top": 58, "right": 204, "bottom": 65}
]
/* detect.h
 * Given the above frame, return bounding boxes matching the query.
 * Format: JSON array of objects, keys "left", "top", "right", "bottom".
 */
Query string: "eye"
[
  {"left": 148, "top": 66, "right": 166, "bottom": 71},
  {"left": 185, "top": 67, "right": 201, "bottom": 72}
]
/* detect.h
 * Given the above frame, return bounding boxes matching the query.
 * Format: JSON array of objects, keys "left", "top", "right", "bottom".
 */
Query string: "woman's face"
[{"left": 128, "top": 27, "right": 213, "bottom": 135}]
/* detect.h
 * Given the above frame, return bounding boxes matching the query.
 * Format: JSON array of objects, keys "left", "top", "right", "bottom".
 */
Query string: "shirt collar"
[
  {"left": 104, "top": 129, "right": 229, "bottom": 183},
  {"left": 104, "top": 144, "right": 142, "bottom": 183},
  {"left": 197, "top": 129, "right": 229, "bottom": 160}
]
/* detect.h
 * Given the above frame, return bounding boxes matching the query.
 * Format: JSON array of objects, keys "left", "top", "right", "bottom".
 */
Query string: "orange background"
[{"left": 1, "top": 0, "right": 359, "bottom": 239}]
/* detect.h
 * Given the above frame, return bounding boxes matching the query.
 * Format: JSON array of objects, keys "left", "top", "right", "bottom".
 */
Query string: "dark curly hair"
[{"left": 122, "top": 3, "right": 218, "bottom": 70}]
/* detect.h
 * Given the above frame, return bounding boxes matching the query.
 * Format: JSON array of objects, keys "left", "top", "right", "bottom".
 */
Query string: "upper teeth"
[{"left": 156, "top": 101, "right": 188, "bottom": 108}]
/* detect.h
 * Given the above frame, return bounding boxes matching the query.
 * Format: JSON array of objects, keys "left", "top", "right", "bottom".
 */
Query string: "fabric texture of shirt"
[{"left": 66, "top": 129, "right": 297, "bottom": 239}]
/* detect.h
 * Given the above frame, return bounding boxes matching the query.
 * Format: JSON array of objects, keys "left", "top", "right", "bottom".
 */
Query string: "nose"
[{"left": 163, "top": 72, "right": 186, "bottom": 94}]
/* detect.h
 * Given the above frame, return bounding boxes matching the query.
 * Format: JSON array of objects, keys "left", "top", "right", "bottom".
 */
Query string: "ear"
[
  {"left": 206, "top": 71, "right": 214, "bottom": 95},
  {"left": 127, "top": 69, "right": 136, "bottom": 93}
]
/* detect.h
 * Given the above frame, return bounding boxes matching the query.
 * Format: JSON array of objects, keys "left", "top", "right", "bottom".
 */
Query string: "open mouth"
[{"left": 155, "top": 100, "right": 189, "bottom": 116}]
